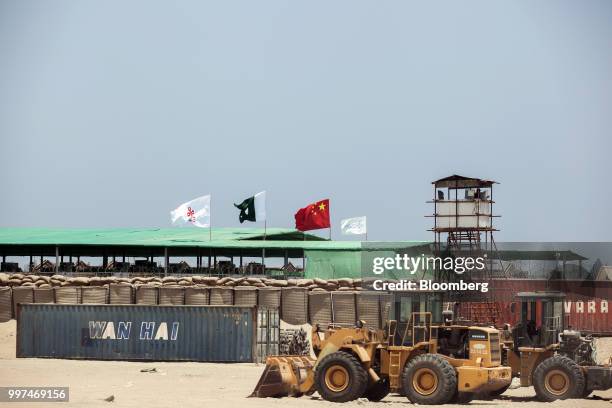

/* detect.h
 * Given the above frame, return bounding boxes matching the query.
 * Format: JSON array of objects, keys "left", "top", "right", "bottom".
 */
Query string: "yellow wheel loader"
[
  {"left": 498, "top": 291, "right": 612, "bottom": 401},
  {"left": 251, "top": 310, "right": 511, "bottom": 404}
]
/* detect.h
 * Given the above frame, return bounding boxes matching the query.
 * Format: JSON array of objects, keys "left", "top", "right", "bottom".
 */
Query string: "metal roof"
[
  {"left": 515, "top": 291, "right": 566, "bottom": 300},
  {"left": 493, "top": 250, "right": 588, "bottom": 261},
  {"left": 433, "top": 174, "right": 496, "bottom": 189},
  {"left": 0, "top": 227, "right": 324, "bottom": 246},
  {"left": 0, "top": 228, "right": 408, "bottom": 258}
]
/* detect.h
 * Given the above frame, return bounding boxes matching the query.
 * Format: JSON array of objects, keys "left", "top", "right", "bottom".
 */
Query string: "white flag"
[
  {"left": 341, "top": 216, "right": 367, "bottom": 235},
  {"left": 170, "top": 195, "right": 211, "bottom": 228}
]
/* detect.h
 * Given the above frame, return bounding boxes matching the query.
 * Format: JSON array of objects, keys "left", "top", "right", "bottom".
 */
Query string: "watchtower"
[
  {"left": 429, "top": 174, "right": 498, "bottom": 254},
  {"left": 428, "top": 175, "right": 502, "bottom": 323}
]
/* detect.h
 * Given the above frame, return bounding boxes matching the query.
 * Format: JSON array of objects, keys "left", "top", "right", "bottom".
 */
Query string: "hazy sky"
[{"left": 0, "top": 1, "right": 610, "bottom": 242}]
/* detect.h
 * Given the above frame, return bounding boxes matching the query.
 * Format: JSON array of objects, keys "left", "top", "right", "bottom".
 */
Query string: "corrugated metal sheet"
[
  {"left": 256, "top": 308, "right": 279, "bottom": 363},
  {"left": 17, "top": 304, "right": 256, "bottom": 362},
  {"left": 466, "top": 279, "right": 612, "bottom": 335},
  {"left": 0, "top": 287, "right": 11, "bottom": 322},
  {"left": 0, "top": 228, "right": 330, "bottom": 247}
]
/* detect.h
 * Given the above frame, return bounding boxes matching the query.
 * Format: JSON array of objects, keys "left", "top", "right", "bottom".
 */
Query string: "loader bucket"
[{"left": 249, "top": 355, "right": 316, "bottom": 398}]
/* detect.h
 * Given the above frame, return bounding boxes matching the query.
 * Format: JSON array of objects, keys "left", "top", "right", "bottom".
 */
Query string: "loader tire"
[
  {"left": 314, "top": 351, "right": 368, "bottom": 402},
  {"left": 582, "top": 386, "right": 592, "bottom": 398},
  {"left": 364, "top": 377, "right": 390, "bottom": 401},
  {"left": 402, "top": 354, "right": 457, "bottom": 405},
  {"left": 533, "top": 355, "right": 585, "bottom": 401}
]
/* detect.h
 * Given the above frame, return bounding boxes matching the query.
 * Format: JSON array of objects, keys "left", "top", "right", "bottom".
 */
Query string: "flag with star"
[{"left": 294, "top": 199, "right": 331, "bottom": 231}]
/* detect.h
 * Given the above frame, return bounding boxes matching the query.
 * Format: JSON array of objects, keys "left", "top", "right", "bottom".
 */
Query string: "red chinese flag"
[{"left": 294, "top": 199, "right": 331, "bottom": 231}]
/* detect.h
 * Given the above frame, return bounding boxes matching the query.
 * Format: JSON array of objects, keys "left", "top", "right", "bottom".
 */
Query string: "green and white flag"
[{"left": 234, "top": 191, "right": 266, "bottom": 223}]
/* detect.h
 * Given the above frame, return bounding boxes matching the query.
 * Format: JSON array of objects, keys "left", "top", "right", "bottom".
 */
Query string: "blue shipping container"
[{"left": 17, "top": 304, "right": 256, "bottom": 362}]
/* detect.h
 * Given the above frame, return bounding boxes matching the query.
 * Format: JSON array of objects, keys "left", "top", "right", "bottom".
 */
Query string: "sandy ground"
[{"left": 1, "top": 321, "right": 612, "bottom": 408}]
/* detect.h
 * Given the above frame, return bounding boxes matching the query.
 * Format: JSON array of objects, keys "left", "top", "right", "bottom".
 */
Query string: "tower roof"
[{"left": 433, "top": 174, "right": 497, "bottom": 189}]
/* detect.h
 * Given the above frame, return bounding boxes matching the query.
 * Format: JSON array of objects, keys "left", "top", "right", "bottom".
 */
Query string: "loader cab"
[
  {"left": 512, "top": 291, "right": 565, "bottom": 349},
  {"left": 390, "top": 292, "right": 443, "bottom": 346}
]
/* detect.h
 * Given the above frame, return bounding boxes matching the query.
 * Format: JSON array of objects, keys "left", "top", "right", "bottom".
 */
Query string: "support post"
[
  {"left": 164, "top": 247, "right": 168, "bottom": 277},
  {"left": 55, "top": 246, "right": 59, "bottom": 273},
  {"left": 262, "top": 248, "right": 265, "bottom": 273},
  {"left": 208, "top": 250, "right": 212, "bottom": 275}
]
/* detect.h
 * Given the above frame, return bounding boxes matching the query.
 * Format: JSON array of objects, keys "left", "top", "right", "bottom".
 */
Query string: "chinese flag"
[{"left": 294, "top": 199, "right": 331, "bottom": 231}]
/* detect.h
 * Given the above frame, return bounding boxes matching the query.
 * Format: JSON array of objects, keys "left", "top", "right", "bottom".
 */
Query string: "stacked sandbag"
[
  {"left": 67, "top": 277, "right": 90, "bottom": 286},
  {"left": 209, "top": 287, "right": 233, "bottom": 305},
  {"left": 0, "top": 273, "right": 385, "bottom": 325},
  {"left": 184, "top": 286, "right": 209, "bottom": 305},
  {"left": 281, "top": 287, "right": 308, "bottom": 325},
  {"left": 81, "top": 287, "right": 108, "bottom": 304},
  {"left": 216, "top": 277, "right": 239, "bottom": 287},
  {"left": 54, "top": 287, "right": 80, "bottom": 304},
  {"left": 1, "top": 273, "right": 370, "bottom": 293},
  {"left": 0, "top": 287, "right": 12, "bottom": 322},
  {"left": 308, "top": 291, "right": 332, "bottom": 327},
  {"left": 265, "top": 279, "right": 288, "bottom": 288},
  {"left": 33, "top": 287, "right": 55, "bottom": 303},
  {"left": 245, "top": 277, "right": 266, "bottom": 288},
  {"left": 176, "top": 276, "right": 193, "bottom": 287},
  {"left": 233, "top": 286, "right": 257, "bottom": 307},
  {"left": 0, "top": 273, "right": 9, "bottom": 286},
  {"left": 135, "top": 285, "right": 159, "bottom": 305},
  {"left": 49, "top": 274, "right": 66, "bottom": 287},
  {"left": 159, "top": 286, "right": 185, "bottom": 305},
  {"left": 12, "top": 286, "right": 34, "bottom": 316},
  {"left": 195, "top": 276, "right": 218, "bottom": 286},
  {"left": 33, "top": 276, "right": 52, "bottom": 287},
  {"left": 257, "top": 287, "right": 281, "bottom": 309},
  {"left": 109, "top": 284, "right": 133, "bottom": 304},
  {"left": 161, "top": 276, "right": 177, "bottom": 286},
  {"left": 356, "top": 292, "right": 381, "bottom": 329},
  {"left": 332, "top": 291, "right": 356, "bottom": 326}
]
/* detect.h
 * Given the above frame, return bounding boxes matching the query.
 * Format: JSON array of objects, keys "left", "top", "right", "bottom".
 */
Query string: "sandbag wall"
[{"left": 0, "top": 273, "right": 391, "bottom": 328}]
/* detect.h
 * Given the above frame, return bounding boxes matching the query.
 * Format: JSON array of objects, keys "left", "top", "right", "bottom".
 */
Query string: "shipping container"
[
  {"left": 461, "top": 279, "right": 612, "bottom": 335},
  {"left": 17, "top": 304, "right": 278, "bottom": 362}
]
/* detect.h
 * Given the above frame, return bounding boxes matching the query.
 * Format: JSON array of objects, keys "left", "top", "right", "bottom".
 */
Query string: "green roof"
[
  {"left": 0, "top": 227, "right": 325, "bottom": 245},
  {"left": 0, "top": 228, "right": 368, "bottom": 257}
]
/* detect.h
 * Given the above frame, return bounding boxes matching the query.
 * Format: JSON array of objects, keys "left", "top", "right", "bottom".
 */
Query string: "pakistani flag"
[{"left": 234, "top": 191, "right": 266, "bottom": 223}]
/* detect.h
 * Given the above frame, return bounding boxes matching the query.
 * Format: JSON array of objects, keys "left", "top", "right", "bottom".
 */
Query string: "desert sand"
[{"left": 1, "top": 320, "right": 611, "bottom": 408}]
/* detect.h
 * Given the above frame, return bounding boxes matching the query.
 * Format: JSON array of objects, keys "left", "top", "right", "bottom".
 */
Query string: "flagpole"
[
  {"left": 262, "top": 220, "right": 266, "bottom": 273},
  {"left": 209, "top": 195, "right": 212, "bottom": 241}
]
